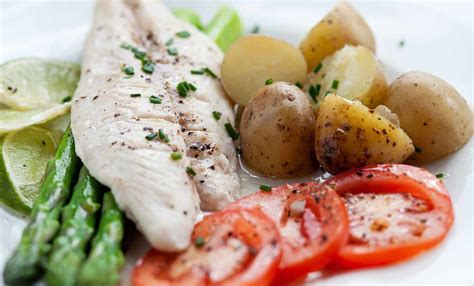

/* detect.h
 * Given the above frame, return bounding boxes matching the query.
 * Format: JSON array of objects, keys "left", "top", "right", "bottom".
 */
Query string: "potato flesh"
[
  {"left": 300, "top": 2, "right": 375, "bottom": 72},
  {"left": 221, "top": 35, "right": 307, "bottom": 106},
  {"left": 303, "top": 45, "right": 387, "bottom": 112},
  {"left": 240, "top": 82, "right": 316, "bottom": 178},
  {"left": 315, "top": 94, "right": 414, "bottom": 174},
  {"left": 384, "top": 71, "right": 473, "bottom": 162}
]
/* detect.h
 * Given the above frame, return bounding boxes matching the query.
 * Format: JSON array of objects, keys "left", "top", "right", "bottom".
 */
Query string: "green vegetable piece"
[
  {"left": 173, "top": 8, "right": 204, "bottom": 30},
  {"left": 171, "top": 152, "right": 182, "bottom": 160},
  {"left": 224, "top": 122, "right": 239, "bottom": 141},
  {"left": 77, "top": 192, "right": 125, "bottom": 286},
  {"left": 186, "top": 166, "right": 196, "bottom": 176},
  {"left": 167, "top": 48, "right": 178, "bottom": 56},
  {"left": 149, "top": 95, "right": 162, "bottom": 104},
  {"left": 204, "top": 6, "right": 243, "bottom": 52},
  {"left": 313, "top": 63, "right": 323, "bottom": 74},
  {"left": 195, "top": 236, "right": 205, "bottom": 248},
  {"left": 259, "top": 184, "right": 272, "bottom": 192},
  {"left": 46, "top": 166, "right": 103, "bottom": 286},
  {"left": 212, "top": 111, "right": 222, "bottom": 121},
  {"left": 265, "top": 78, "right": 273, "bottom": 85},
  {"left": 3, "top": 128, "right": 80, "bottom": 285},
  {"left": 176, "top": 31, "right": 191, "bottom": 38}
]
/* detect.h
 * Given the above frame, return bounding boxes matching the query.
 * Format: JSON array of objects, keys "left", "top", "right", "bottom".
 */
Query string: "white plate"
[{"left": 0, "top": 1, "right": 472, "bottom": 285}]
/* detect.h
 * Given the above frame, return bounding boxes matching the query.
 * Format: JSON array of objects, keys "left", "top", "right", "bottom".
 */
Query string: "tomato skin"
[
  {"left": 225, "top": 182, "right": 349, "bottom": 283},
  {"left": 325, "top": 164, "right": 454, "bottom": 269},
  {"left": 133, "top": 209, "right": 282, "bottom": 286}
]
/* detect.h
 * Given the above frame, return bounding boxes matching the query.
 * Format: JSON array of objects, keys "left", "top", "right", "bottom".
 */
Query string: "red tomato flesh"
[
  {"left": 225, "top": 182, "right": 349, "bottom": 282},
  {"left": 133, "top": 208, "right": 282, "bottom": 286},
  {"left": 325, "top": 164, "right": 454, "bottom": 268}
]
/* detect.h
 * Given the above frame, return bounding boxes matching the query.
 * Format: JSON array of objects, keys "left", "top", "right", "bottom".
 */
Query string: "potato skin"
[
  {"left": 241, "top": 82, "right": 316, "bottom": 178},
  {"left": 315, "top": 94, "right": 414, "bottom": 174},
  {"left": 300, "top": 2, "right": 375, "bottom": 72},
  {"left": 384, "top": 71, "right": 473, "bottom": 162}
]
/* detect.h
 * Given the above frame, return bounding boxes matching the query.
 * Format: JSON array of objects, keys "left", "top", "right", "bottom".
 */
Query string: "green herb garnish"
[
  {"left": 436, "top": 173, "right": 444, "bottom": 179},
  {"left": 191, "top": 69, "right": 205, "bottom": 75},
  {"left": 251, "top": 25, "right": 260, "bottom": 34},
  {"left": 130, "top": 93, "right": 141, "bottom": 97},
  {"left": 166, "top": 38, "right": 174, "bottom": 46},
  {"left": 295, "top": 81, "right": 303, "bottom": 89},
  {"left": 176, "top": 81, "right": 197, "bottom": 97},
  {"left": 186, "top": 166, "right": 196, "bottom": 176},
  {"left": 121, "top": 66, "right": 134, "bottom": 75},
  {"left": 133, "top": 49, "right": 147, "bottom": 60},
  {"left": 414, "top": 146, "right": 422, "bottom": 153},
  {"left": 224, "top": 122, "right": 239, "bottom": 140},
  {"left": 62, "top": 96, "right": 72, "bottom": 103},
  {"left": 158, "top": 129, "right": 170, "bottom": 143},
  {"left": 212, "top": 111, "right": 222, "bottom": 121},
  {"left": 176, "top": 31, "right": 191, "bottom": 38},
  {"left": 265, "top": 78, "right": 273, "bottom": 85},
  {"left": 145, "top": 133, "right": 157, "bottom": 141},
  {"left": 313, "top": 63, "right": 323, "bottom": 74},
  {"left": 203, "top": 67, "right": 218, "bottom": 78},
  {"left": 167, "top": 47, "right": 178, "bottom": 56},
  {"left": 149, "top": 95, "right": 162, "bottom": 104},
  {"left": 259, "top": 184, "right": 272, "bottom": 192},
  {"left": 332, "top": 79, "right": 339, "bottom": 90},
  {"left": 171, "top": 152, "right": 182, "bottom": 160},
  {"left": 142, "top": 61, "right": 155, "bottom": 74},
  {"left": 194, "top": 236, "right": 205, "bottom": 248},
  {"left": 308, "top": 84, "right": 321, "bottom": 102}
]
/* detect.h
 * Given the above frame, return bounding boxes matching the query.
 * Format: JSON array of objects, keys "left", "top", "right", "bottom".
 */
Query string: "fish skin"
[{"left": 71, "top": 0, "right": 240, "bottom": 251}]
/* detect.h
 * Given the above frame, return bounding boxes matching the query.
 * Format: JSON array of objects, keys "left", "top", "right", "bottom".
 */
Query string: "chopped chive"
[
  {"left": 212, "top": 111, "right": 222, "bottom": 121},
  {"left": 142, "top": 61, "right": 155, "bottom": 74},
  {"left": 188, "top": 83, "right": 197, "bottom": 91},
  {"left": 62, "top": 95, "right": 72, "bottom": 103},
  {"left": 203, "top": 67, "right": 218, "bottom": 78},
  {"left": 194, "top": 236, "right": 205, "bottom": 248},
  {"left": 436, "top": 173, "right": 444, "bottom": 179},
  {"left": 167, "top": 47, "right": 178, "bottom": 56},
  {"left": 313, "top": 63, "right": 323, "bottom": 74},
  {"left": 130, "top": 93, "right": 141, "bottom": 97},
  {"left": 177, "top": 82, "right": 188, "bottom": 97},
  {"left": 265, "top": 78, "right": 273, "bottom": 85},
  {"left": 191, "top": 69, "right": 205, "bottom": 75},
  {"left": 295, "top": 81, "right": 303, "bottom": 89},
  {"left": 149, "top": 95, "right": 162, "bottom": 104},
  {"left": 414, "top": 146, "right": 422, "bottom": 153},
  {"left": 186, "top": 166, "right": 196, "bottom": 176},
  {"left": 176, "top": 31, "right": 191, "bottom": 38},
  {"left": 120, "top": 43, "right": 133, "bottom": 50},
  {"left": 224, "top": 122, "right": 239, "bottom": 140},
  {"left": 166, "top": 38, "right": 174, "bottom": 46},
  {"left": 259, "top": 184, "right": 272, "bottom": 192},
  {"left": 158, "top": 128, "right": 170, "bottom": 143},
  {"left": 121, "top": 66, "right": 134, "bottom": 75},
  {"left": 133, "top": 49, "right": 147, "bottom": 60},
  {"left": 332, "top": 79, "right": 339, "bottom": 90},
  {"left": 171, "top": 152, "right": 182, "bottom": 160},
  {"left": 251, "top": 25, "right": 260, "bottom": 34},
  {"left": 145, "top": 133, "right": 157, "bottom": 141},
  {"left": 308, "top": 84, "right": 320, "bottom": 102}
]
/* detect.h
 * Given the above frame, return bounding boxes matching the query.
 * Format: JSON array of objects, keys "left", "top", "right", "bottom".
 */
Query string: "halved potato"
[
  {"left": 384, "top": 71, "right": 473, "bottom": 162},
  {"left": 300, "top": 1, "right": 375, "bottom": 72},
  {"left": 221, "top": 35, "right": 307, "bottom": 106},
  {"left": 303, "top": 45, "right": 387, "bottom": 112},
  {"left": 315, "top": 94, "right": 414, "bottom": 174}
]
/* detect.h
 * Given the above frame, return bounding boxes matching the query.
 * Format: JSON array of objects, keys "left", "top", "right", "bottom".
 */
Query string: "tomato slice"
[
  {"left": 324, "top": 164, "right": 454, "bottom": 268},
  {"left": 133, "top": 208, "right": 282, "bottom": 286},
  {"left": 224, "top": 182, "right": 349, "bottom": 283}
]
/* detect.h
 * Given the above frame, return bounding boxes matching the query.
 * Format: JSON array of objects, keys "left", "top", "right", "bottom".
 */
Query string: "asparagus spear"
[
  {"left": 46, "top": 166, "right": 103, "bottom": 286},
  {"left": 3, "top": 128, "right": 79, "bottom": 285},
  {"left": 204, "top": 6, "right": 243, "bottom": 52},
  {"left": 78, "top": 192, "right": 125, "bottom": 286}
]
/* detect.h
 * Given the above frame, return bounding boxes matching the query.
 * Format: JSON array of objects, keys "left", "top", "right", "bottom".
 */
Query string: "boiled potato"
[
  {"left": 384, "top": 71, "right": 473, "bottom": 162},
  {"left": 303, "top": 45, "right": 387, "bottom": 111},
  {"left": 240, "top": 82, "right": 316, "bottom": 178},
  {"left": 221, "top": 35, "right": 307, "bottom": 106},
  {"left": 315, "top": 94, "right": 414, "bottom": 174},
  {"left": 300, "top": 2, "right": 375, "bottom": 72}
]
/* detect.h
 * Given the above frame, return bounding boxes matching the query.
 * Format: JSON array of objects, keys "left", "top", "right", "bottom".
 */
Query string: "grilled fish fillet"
[{"left": 71, "top": 0, "right": 240, "bottom": 251}]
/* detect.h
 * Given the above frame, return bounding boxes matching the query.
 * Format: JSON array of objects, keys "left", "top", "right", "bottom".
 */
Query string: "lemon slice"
[
  {"left": 0, "top": 127, "right": 59, "bottom": 214},
  {"left": 0, "top": 58, "right": 80, "bottom": 134}
]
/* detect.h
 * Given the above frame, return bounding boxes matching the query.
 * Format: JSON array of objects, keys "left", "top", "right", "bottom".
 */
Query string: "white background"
[{"left": 0, "top": 1, "right": 473, "bottom": 285}]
